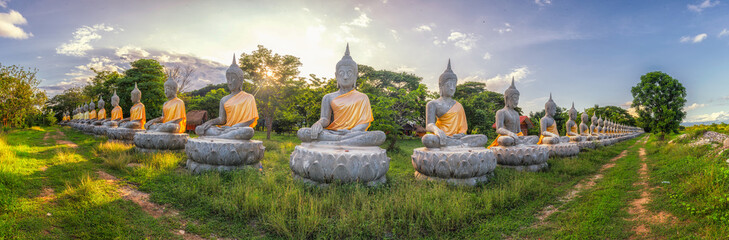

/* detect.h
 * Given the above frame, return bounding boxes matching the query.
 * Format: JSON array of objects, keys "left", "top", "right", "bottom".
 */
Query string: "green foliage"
[
  {"left": 452, "top": 82, "right": 504, "bottom": 140},
  {"left": 0, "top": 63, "right": 47, "bottom": 127},
  {"left": 187, "top": 83, "right": 228, "bottom": 97},
  {"left": 47, "top": 69, "right": 122, "bottom": 121},
  {"left": 369, "top": 85, "right": 432, "bottom": 151},
  {"left": 631, "top": 71, "right": 686, "bottom": 134},
  {"left": 116, "top": 59, "right": 168, "bottom": 119},
  {"left": 186, "top": 88, "right": 230, "bottom": 118},
  {"left": 528, "top": 107, "right": 568, "bottom": 136},
  {"left": 685, "top": 122, "right": 729, "bottom": 136},
  {"left": 584, "top": 105, "right": 637, "bottom": 126}
]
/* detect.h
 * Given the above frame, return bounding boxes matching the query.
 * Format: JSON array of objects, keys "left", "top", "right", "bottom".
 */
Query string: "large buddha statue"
[
  {"left": 487, "top": 79, "right": 548, "bottom": 171},
  {"left": 421, "top": 60, "right": 488, "bottom": 148},
  {"left": 195, "top": 56, "right": 258, "bottom": 140},
  {"left": 296, "top": 46, "right": 385, "bottom": 146},
  {"left": 104, "top": 91, "right": 124, "bottom": 127},
  {"left": 120, "top": 83, "right": 146, "bottom": 130},
  {"left": 536, "top": 95, "right": 579, "bottom": 157},
  {"left": 185, "top": 54, "right": 264, "bottom": 172},
  {"left": 289, "top": 44, "right": 390, "bottom": 186},
  {"left": 107, "top": 83, "right": 146, "bottom": 143},
  {"left": 134, "top": 78, "right": 189, "bottom": 152},
  {"left": 411, "top": 60, "right": 495, "bottom": 186}
]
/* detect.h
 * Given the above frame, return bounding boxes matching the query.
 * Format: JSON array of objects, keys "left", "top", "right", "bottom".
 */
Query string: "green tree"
[
  {"left": 369, "top": 85, "right": 432, "bottom": 151},
  {"left": 0, "top": 64, "right": 47, "bottom": 127},
  {"left": 116, "top": 59, "right": 167, "bottom": 118},
  {"left": 47, "top": 87, "right": 89, "bottom": 120},
  {"left": 239, "top": 45, "right": 303, "bottom": 139},
  {"left": 528, "top": 107, "right": 567, "bottom": 136},
  {"left": 631, "top": 71, "right": 686, "bottom": 133},
  {"left": 187, "top": 88, "right": 230, "bottom": 119},
  {"left": 584, "top": 105, "right": 636, "bottom": 126}
]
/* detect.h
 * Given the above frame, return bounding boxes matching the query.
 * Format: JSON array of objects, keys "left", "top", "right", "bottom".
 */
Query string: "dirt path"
[
  {"left": 95, "top": 170, "right": 205, "bottom": 240},
  {"left": 533, "top": 136, "right": 647, "bottom": 227},
  {"left": 627, "top": 146, "right": 675, "bottom": 239}
]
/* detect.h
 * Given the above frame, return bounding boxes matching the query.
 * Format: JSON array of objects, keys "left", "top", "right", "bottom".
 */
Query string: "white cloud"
[
  {"left": 0, "top": 0, "right": 8, "bottom": 8},
  {"left": 447, "top": 31, "right": 478, "bottom": 51},
  {"left": 482, "top": 52, "right": 492, "bottom": 60},
  {"left": 688, "top": 0, "right": 719, "bottom": 12},
  {"left": 390, "top": 29, "right": 399, "bottom": 41},
  {"left": 719, "top": 28, "right": 729, "bottom": 37},
  {"left": 680, "top": 33, "right": 708, "bottom": 43},
  {"left": 684, "top": 103, "right": 706, "bottom": 111},
  {"left": 56, "top": 24, "right": 115, "bottom": 57},
  {"left": 302, "top": 7, "right": 310, "bottom": 12},
  {"left": 685, "top": 111, "right": 729, "bottom": 123},
  {"left": 414, "top": 25, "right": 432, "bottom": 32},
  {"left": 461, "top": 66, "right": 531, "bottom": 92},
  {"left": 494, "top": 22, "right": 512, "bottom": 34},
  {"left": 535, "top": 0, "right": 552, "bottom": 6},
  {"left": 432, "top": 36, "right": 446, "bottom": 46},
  {"left": 306, "top": 24, "right": 326, "bottom": 42},
  {"left": 115, "top": 45, "right": 150, "bottom": 60},
  {"left": 0, "top": 10, "right": 32, "bottom": 39},
  {"left": 394, "top": 65, "right": 416, "bottom": 73},
  {"left": 348, "top": 8, "right": 371, "bottom": 27}
]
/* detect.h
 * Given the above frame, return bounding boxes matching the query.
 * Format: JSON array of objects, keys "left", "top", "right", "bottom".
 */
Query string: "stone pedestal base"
[
  {"left": 411, "top": 147, "right": 497, "bottom": 186},
  {"left": 93, "top": 125, "right": 108, "bottom": 136},
  {"left": 541, "top": 143, "right": 580, "bottom": 157},
  {"left": 289, "top": 143, "right": 390, "bottom": 186},
  {"left": 576, "top": 141, "right": 595, "bottom": 150},
  {"left": 133, "top": 131, "right": 188, "bottom": 152},
  {"left": 490, "top": 144, "right": 549, "bottom": 172},
  {"left": 82, "top": 124, "right": 95, "bottom": 134},
  {"left": 185, "top": 137, "right": 265, "bottom": 173},
  {"left": 107, "top": 128, "right": 144, "bottom": 143}
]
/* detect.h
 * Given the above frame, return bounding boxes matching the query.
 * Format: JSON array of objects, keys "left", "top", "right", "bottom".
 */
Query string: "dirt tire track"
[
  {"left": 628, "top": 145, "right": 676, "bottom": 239},
  {"left": 533, "top": 136, "right": 648, "bottom": 227}
]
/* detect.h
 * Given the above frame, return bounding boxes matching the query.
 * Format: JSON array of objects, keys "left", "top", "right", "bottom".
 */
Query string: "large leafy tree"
[
  {"left": 0, "top": 64, "right": 47, "bottom": 127},
  {"left": 452, "top": 82, "right": 507, "bottom": 140},
  {"left": 116, "top": 59, "right": 167, "bottom": 118},
  {"left": 584, "top": 105, "right": 636, "bottom": 126},
  {"left": 631, "top": 71, "right": 686, "bottom": 133},
  {"left": 239, "top": 45, "right": 302, "bottom": 139}
]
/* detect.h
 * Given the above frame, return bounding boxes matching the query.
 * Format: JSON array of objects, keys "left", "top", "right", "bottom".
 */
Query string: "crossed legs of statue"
[{"left": 297, "top": 128, "right": 386, "bottom": 147}]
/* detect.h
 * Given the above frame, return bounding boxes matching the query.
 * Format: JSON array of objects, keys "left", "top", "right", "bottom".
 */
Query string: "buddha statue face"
[
  {"left": 438, "top": 60, "right": 457, "bottom": 98},
  {"left": 164, "top": 79, "right": 178, "bottom": 99},
  {"left": 504, "top": 78, "right": 519, "bottom": 109},
  {"left": 545, "top": 94, "right": 556, "bottom": 117},
  {"left": 226, "top": 54, "right": 244, "bottom": 93},
  {"left": 336, "top": 44, "right": 358, "bottom": 90},
  {"left": 97, "top": 98, "right": 104, "bottom": 109},
  {"left": 131, "top": 83, "right": 141, "bottom": 104},
  {"left": 581, "top": 112, "right": 589, "bottom": 123},
  {"left": 111, "top": 91, "right": 119, "bottom": 107},
  {"left": 569, "top": 107, "right": 577, "bottom": 121},
  {"left": 88, "top": 102, "right": 94, "bottom": 110}
]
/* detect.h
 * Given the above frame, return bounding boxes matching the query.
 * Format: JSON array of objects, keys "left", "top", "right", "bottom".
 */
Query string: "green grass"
[{"left": 1, "top": 127, "right": 658, "bottom": 239}]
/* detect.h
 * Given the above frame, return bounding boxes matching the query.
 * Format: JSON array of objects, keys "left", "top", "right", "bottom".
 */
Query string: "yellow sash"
[
  {"left": 488, "top": 131, "right": 524, "bottom": 148},
  {"left": 97, "top": 109, "right": 106, "bottom": 120},
  {"left": 326, "top": 90, "right": 374, "bottom": 131},
  {"left": 434, "top": 102, "right": 468, "bottom": 136},
  {"left": 569, "top": 124, "right": 578, "bottom": 136},
  {"left": 537, "top": 121, "right": 559, "bottom": 145},
  {"left": 162, "top": 98, "right": 186, "bottom": 133},
  {"left": 84, "top": 112, "right": 89, "bottom": 119},
  {"left": 130, "top": 103, "right": 146, "bottom": 129},
  {"left": 222, "top": 91, "right": 258, "bottom": 128},
  {"left": 111, "top": 106, "right": 122, "bottom": 121},
  {"left": 89, "top": 110, "right": 96, "bottom": 120}
]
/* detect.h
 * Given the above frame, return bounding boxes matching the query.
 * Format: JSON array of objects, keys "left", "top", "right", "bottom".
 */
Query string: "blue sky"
[{"left": 1, "top": 0, "right": 728, "bottom": 124}]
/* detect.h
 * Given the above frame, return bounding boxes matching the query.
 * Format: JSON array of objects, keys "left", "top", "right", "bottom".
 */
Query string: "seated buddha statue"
[
  {"left": 93, "top": 97, "right": 106, "bottom": 125},
  {"left": 489, "top": 78, "right": 538, "bottom": 147},
  {"left": 88, "top": 101, "right": 97, "bottom": 123},
  {"left": 104, "top": 91, "right": 124, "bottom": 127},
  {"left": 422, "top": 60, "right": 488, "bottom": 148},
  {"left": 195, "top": 55, "right": 258, "bottom": 140},
  {"left": 537, "top": 94, "right": 562, "bottom": 145},
  {"left": 565, "top": 102, "right": 582, "bottom": 142},
  {"left": 590, "top": 112, "right": 599, "bottom": 136},
  {"left": 119, "top": 83, "right": 146, "bottom": 129},
  {"left": 296, "top": 44, "right": 386, "bottom": 147},
  {"left": 579, "top": 111, "right": 593, "bottom": 139},
  {"left": 145, "top": 78, "right": 186, "bottom": 133},
  {"left": 82, "top": 104, "right": 89, "bottom": 121}
]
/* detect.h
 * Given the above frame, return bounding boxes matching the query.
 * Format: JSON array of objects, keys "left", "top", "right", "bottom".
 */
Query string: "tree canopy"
[
  {"left": 631, "top": 71, "right": 686, "bottom": 133},
  {"left": 0, "top": 64, "right": 47, "bottom": 127}
]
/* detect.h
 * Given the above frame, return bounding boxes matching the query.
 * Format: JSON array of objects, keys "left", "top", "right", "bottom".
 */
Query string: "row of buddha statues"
[{"left": 59, "top": 44, "right": 643, "bottom": 187}]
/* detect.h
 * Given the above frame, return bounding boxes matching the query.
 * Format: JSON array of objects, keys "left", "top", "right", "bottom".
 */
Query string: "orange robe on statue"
[
  {"left": 129, "top": 103, "right": 146, "bottom": 129},
  {"left": 434, "top": 102, "right": 468, "bottom": 136},
  {"left": 222, "top": 91, "right": 258, "bottom": 128},
  {"left": 488, "top": 131, "right": 524, "bottom": 148},
  {"left": 111, "top": 106, "right": 122, "bottom": 121},
  {"left": 97, "top": 109, "right": 106, "bottom": 120},
  {"left": 325, "top": 90, "right": 374, "bottom": 131},
  {"left": 161, "top": 98, "right": 186, "bottom": 133},
  {"left": 89, "top": 110, "right": 96, "bottom": 120},
  {"left": 568, "top": 125, "right": 578, "bottom": 136},
  {"left": 537, "top": 121, "right": 559, "bottom": 145}
]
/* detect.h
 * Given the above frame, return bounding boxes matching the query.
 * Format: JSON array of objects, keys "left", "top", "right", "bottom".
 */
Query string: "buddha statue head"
[
  {"left": 504, "top": 77, "right": 519, "bottom": 109},
  {"left": 568, "top": 102, "right": 577, "bottom": 121},
  {"left": 336, "top": 44, "right": 358, "bottom": 90},
  {"left": 581, "top": 110, "right": 589, "bottom": 124},
  {"left": 226, "top": 54, "right": 244, "bottom": 93},
  {"left": 131, "top": 82, "right": 141, "bottom": 104},
  {"left": 111, "top": 90, "right": 119, "bottom": 107},
  {"left": 88, "top": 101, "right": 94, "bottom": 110},
  {"left": 438, "top": 59, "right": 457, "bottom": 98},
  {"left": 591, "top": 112, "right": 598, "bottom": 125},
  {"left": 97, "top": 97, "right": 104, "bottom": 109},
  {"left": 164, "top": 76, "right": 178, "bottom": 99},
  {"left": 598, "top": 116, "right": 604, "bottom": 127},
  {"left": 544, "top": 93, "right": 556, "bottom": 117}
]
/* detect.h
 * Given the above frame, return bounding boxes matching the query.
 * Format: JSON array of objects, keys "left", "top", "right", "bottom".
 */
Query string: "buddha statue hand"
[
  {"left": 310, "top": 121, "right": 324, "bottom": 140},
  {"left": 144, "top": 118, "right": 161, "bottom": 130}
]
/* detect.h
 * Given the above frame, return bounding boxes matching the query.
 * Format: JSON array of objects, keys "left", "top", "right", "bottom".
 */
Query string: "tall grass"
[{"left": 94, "top": 142, "right": 134, "bottom": 170}]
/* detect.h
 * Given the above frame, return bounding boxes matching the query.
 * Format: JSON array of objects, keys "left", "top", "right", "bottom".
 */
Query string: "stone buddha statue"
[
  {"left": 120, "top": 83, "right": 146, "bottom": 130},
  {"left": 296, "top": 45, "right": 386, "bottom": 146},
  {"left": 145, "top": 78, "right": 187, "bottom": 133},
  {"left": 82, "top": 104, "right": 89, "bottom": 120},
  {"left": 93, "top": 97, "right": 106, "bottom": 124},
  {"left": 537, "top": 94, "right": 561, "bottom": 145},
  {"left": 598, "top": 116, "right": 605, "bottom": 135},
  {"left": 579, "top": 111, "right": 593, "bottom": 139},
  {"left": 422, "top": 60, "right": 488, "bottom": 148},
  {"left": 195, "top": 55, "right": 258, "bottom": 140},
  {"left": 565, "top": 102, "right": 581, "bottom": 142},
  {"left": 489, "top": 78, "right": 539, "bottom": 147},
  {"left": 104, "top": 91, "right": 124, "bottom": 127}
]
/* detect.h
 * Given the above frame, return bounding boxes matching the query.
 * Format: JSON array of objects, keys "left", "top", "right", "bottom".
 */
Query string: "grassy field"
[{"left": 2, "top": 126, "right": 726, "bottom": 239}]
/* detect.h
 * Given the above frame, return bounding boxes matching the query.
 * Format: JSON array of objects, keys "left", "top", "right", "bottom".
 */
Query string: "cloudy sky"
[{"left": 1, "top": 0, "right": 728, "bottom": 123}]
